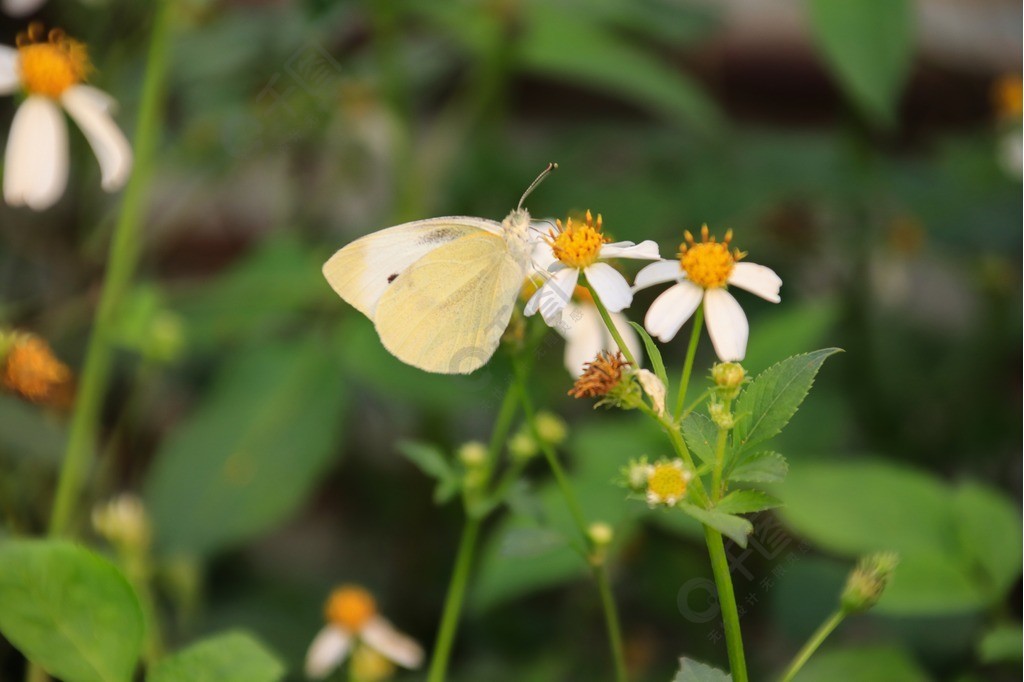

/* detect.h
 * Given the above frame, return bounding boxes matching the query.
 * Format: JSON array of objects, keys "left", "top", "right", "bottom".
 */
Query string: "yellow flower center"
[
  {"left": 16, "top": 23, "right": 91, "bottom": 99},
  {"left": 647, "top": 462, "right": 688, "bottom": 502},
  {"left": 549, "top": 210, "right": 608, "bottom": 269},
  {"left": 325, "top": 585, "right": 377, "bottom": 631},
  {"left": 678, "top": 225, "right": 744, "bottom": 289}
]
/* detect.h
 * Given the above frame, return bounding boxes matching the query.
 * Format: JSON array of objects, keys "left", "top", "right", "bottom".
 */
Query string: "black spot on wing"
[{"left": 387, "top": 273, "right": 399, "bottom": 283}]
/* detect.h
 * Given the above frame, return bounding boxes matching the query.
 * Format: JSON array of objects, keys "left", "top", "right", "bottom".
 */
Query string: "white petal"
[
  {"left": 4, "top": 97, "right": 68, "bottom": 211},
  {"left": 529, "top": 267, "right": 579, "bottom": 326},
  {"left": 608, "top": 310, "right": 643, "bottom": 366},
  {"left": 61, "top": 85, "right": 133, "bottom": 192},
  {"left": 530, "top": 238, "right": 557, "bottom": 272},
  {"left": 599, "top": 240, "right": 661, "bottom": 260},
  {"left": 584, "top": 262, "right": 632, "bottom": 312},
  {"left": 559, "top": 304, "right": 604, "bottom": 376},
  {"left": 728, "top": 262, "right": 782, "bottom": 303},
  {"left": 704, "top": 288, "right": 749, "bottom": 362},
  {"left": 636, "top": 369, "right": 667, "bottom": 416},
  {"left": 1, "top": 0, "right": 47, "bottom": 17},
  {"left": 0, "top": 47, "right": 19, "bottom": 95},
  {"left": 633, "top": 260, "right": 684, "bottom": 291},
  {"left": 643, "top": 281, "right": 703, "bottom": 343},
  {"left": 64, "top": 84, "right": 118, "bottom": 114},
  {"left": 304, "top": 625, "right": 351, "bottom": 679},
  {"left": 361, "top": 616, "right": 424, "bottom": 669}
]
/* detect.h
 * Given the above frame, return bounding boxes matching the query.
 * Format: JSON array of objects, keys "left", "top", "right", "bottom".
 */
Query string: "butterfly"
[{"left": 323, "top": 165, "right": 556, "bottom": 374}]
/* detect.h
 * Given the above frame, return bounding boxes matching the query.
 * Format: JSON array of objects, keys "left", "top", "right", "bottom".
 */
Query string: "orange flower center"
[
  {"left": 16, "top": 23, "right": 91, "bottom": 99},
  {"left": 325, "top": 586, "right": 377, "bottom": 632},
  {"left": 549, "top": 210, "right": 608, "bottom": 269},
  {"left": 678, "top": 225, "right": 744, "bottom": 289}
]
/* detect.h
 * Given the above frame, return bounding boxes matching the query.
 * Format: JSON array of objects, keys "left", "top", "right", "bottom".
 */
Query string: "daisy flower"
[
  {"left": 525, "top": 210, "right": 660, "bottom": 326},
  {"left": 305, "top": 585, "right": 423, "bottom": 679},
  {"left": 0, "top": 23, "right": 132, "bottom": 210},
  {"left": 555, "top": 285, "right": 643, "bottom": 377},
  {"left": 634, "top": 226, "right": 781, "bottom": 362},
  {"left": 644, "top": 459, "right": 693, "bottom": 508}
]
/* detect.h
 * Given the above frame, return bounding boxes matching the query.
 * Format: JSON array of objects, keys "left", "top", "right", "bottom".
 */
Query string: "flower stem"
[
  {"left": 48, "top": 0, "right": 173, "bottom": 538},
  {"left": 673, "top": 306, "right": 704, "bottom": 419},
  {"left": 710, "top": 398, "right": 731, "bottom": 502},
  {"left": 512, "top": 360, "right": 628, "bottom": 682},
  {"left": 583, "top": 279, "right": 638, "bottom": 368},
  {"left": 778, "top": 611, "right": 846, "bottom": 682},
  {"left": 426, "top": 517, "right": 482, "bottom": 682},
  {"left": 705, "top": 526, "right": 748, "bottom": 682}
]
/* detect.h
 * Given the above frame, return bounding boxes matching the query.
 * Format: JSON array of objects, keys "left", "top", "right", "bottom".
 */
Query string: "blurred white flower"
[
  {"left": 0, "top": 23, "right": 132, "bottom": 211},
  {"left": 305, "top": 585, "right": 423, "bottom": 679},
  {"left": 634, "top": 226, "right": 781, "bottom": 362},
  {"left": 526, "top": 210, "right": 659, "bottom": 325},
  {"left": 2, "top": 0, "right": 46, "bottom": 17},
  {"left": 553, "top": 290, "right": 642, "bottom": 377}
]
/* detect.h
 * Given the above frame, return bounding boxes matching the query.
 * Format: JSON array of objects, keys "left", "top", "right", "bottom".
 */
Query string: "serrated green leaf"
[
  {"left": 396, "top": 441, "right": 453, "bottom": 482},
  {"left": 728, "top": 451, "right": 788, "bottom": 483},
  {"left": 145, "top": 339, "right": 348, "bottom": 556},
  {"left": 673, "top": 657, "right": 731, "bottom": 682},
  {"left": 715, "top": 490, "right": 782, "bottom": 515},
  {"left": 629, "top": 321, "right": 668, "bottom": 387},
  {"left": 807, "top": 0, "right": 913, "bottom": 128},
  {"left": 952, "top": 482, "right": 1023, "bottom": 597},
  {"left": 0, "top": 540, "right": 144, "bottom": 682},
  {"left": 977, "top": 624, "right": 1023, "bottom": 664},
  {"left": 681, "top": 412, "right": 718, "bottom": 465},
  {"left": 733, "top": 348, "right": 841, "bottom": 454},
  {"left": 147, "top": 631, "right": 284, "bottom": 682},
  {"left": 678, "top": 502, "right": 753, "bottom": 548}
]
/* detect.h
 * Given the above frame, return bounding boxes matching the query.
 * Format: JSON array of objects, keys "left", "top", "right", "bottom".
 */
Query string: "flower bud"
[
  {"left": 621, "top": 457, "right": 652, "bottom": 492},
  {"left": 708, "top": 402, "right": 735, "bottom": 430},
  {"left": 509, "top": 431, "right": 538, "bottom": 461},
  {"left": 587, "top": 521, "right": 614, "bottom": 547},
  {"left": 840, "top": 552, "right": 899, "bottom": 614},
  {"left": 534, "top": 411, "right": 567, "bottom": 446},
  {"left": 457, "top": 441, "right": 487, "bottom": 468},
  {"left": 92, "top": 493, "right": 151, "bottom": 552},
  {"left": 712, "top": 362, "right": 746, "bottom": 399}
]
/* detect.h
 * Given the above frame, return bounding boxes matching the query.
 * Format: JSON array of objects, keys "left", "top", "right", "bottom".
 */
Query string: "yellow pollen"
[
  {"left": 549, "top": 210, "right": 609, "bottom": 269},
  {"left": 647, "top": 462, "right": 688, "bottom": 502},
  {"left": 678, "top": 224, "right": 745, "bottom": 289},
  {"left": 325, "top": 585, "right": 377, "bottom": 632},
  {"left": 16, "top": 23, "right": 91, "bottom": 99}
]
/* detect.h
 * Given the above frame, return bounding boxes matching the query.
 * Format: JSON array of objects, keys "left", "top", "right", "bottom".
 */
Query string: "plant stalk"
[
  {"left": 778, "top": 611, "right": 846, "bottom": 682},
  {"left": 705, "top": 526, "right": 748, "bottom": 682},
  {"left": 674, "top": 306, "right": 703, "bottom": 418}
]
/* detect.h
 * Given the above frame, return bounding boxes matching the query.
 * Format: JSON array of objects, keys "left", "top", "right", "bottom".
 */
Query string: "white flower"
[
  {"left": 1, "top": 23, "right": 132, "bottom": 211},
  {"left": 634, "top": 226, "right": 781, "bottom": 362},
  {"left": 2, "top": 0, "right": 46, "bottom": 17},
  {"left": 305, "top": 586, "right": 423, "bottom": 679},
  {"left": 554, "top": 298, "right": 642, "bottom": 377},
  {"left": 525, "top": 210, "right": 660, "bottom": 326}
]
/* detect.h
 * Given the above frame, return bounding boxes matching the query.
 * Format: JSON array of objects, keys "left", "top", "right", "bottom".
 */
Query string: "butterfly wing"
[
  {"left": 322, "top": 217, "right": 500, "bottom": 319},
  {"left": 373, "top": 230, "right": 527, "bottom": 374}
]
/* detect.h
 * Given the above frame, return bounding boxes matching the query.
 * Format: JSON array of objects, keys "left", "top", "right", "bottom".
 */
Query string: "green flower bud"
[
  {"left": 712, "top": 362, "right": 746, "bottom": 399},
  {"left": 840, "top": 552, "right": 899, "bottom": 614},
  {"left": 709, "top": 401, "right": 735, "bottom": 430},
  {"left": 534, "top": 411, "right": 568, "bottom": 446},
  {"left": 457, "top": 441, "right": 487, "bottom": 468}
]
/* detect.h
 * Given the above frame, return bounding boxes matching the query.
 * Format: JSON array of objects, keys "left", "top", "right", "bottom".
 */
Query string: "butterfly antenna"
[{"left": 518, "top": 162, "right": 558, "bottom": 210}]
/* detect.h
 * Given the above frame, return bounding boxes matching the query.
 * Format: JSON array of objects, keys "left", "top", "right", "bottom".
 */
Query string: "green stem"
[
  {"left": 705, "top": 526, "right": 748, "bottom": 682},
  {"left": 778, "top": 611, "right": 846, "bottom": 682},
  {"left": 48, "top": 1, "right": 173, "bottom": 538},
  {"left": 709, "top": 399, "right": 731, "bottom": 502},
  {"left": 583, "top": 279, "right": 638, "bottom": 368},
  {"left": 594, "top": 563, "right": 628, "bottom": 682},
  {"left": 426, "top": 517, "right": 481, "bottom": 682},
  {"left": 674, "top": 306, "right": 704, "bottom": 418}
]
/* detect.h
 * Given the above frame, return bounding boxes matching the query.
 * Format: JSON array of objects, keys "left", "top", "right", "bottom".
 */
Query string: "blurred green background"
[{"left": 0, "top": 0, "right": 1020, "bottom": 680}]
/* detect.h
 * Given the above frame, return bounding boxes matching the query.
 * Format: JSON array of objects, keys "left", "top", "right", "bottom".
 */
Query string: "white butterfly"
[{"left": 323, "top": 166, "right": 556, "bottom": 374}]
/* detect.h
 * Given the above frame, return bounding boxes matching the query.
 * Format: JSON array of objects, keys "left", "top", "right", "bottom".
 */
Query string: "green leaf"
[
  {"left": 977, "top": 624, "right": 1023, "bottom": 664},
  {"left": 727, "top": 451, "right": 788, "bottom": 484},
  {"left": 715, "top": 490, "right": 782, "bottom": 515},
  {"left": 678, "top": 502, "right": 753, "bottom": 548},
  {"left": 519, "top": 6, "right": 721, "bottom": 132},
  {"left": 145, "top": 339, "right": 349, "bottom": 556},
  {"left": 807, "top": 0, "right": 914, "bottom": 127},
  {"left": 952, "top": 482, "right": 1023, "bottom": 597},
  {"left": 500, "top": 527, "right": 568, "bottom": 559},
  {"left": 396, "top": 441, "right": 453, "bottom": 481},
  {"left": 792, "top": 644, "right": 928, "bottom": 681},
  {"left": 681, "top": 412, "right": 718, "bottom": 466},
  {"left": 0, "top": 540, "right": 144, "bottom": 682},
  {"left": 148, "top": 631, "right": 285, "bottom": 682},
  {"left": 673, "top": 657, "right": 731, "bottom": 682},
  {"left": 733, "top": 348, "right": 841, "bottom": 454},
  {"left": 629, "top": 321, "right": 668, "bottom": 388}
]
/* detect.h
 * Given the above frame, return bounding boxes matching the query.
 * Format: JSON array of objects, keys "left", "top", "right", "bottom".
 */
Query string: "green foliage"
[
  {"left": 727, "top": 451, "right": 788, "bottom": 484},
  {"left": 147, "top": 631, "right": 285, "bottom": 682},
  {"left": 807, "top": 0, "right": 914, "bottom": 127},
  {"left": 791, "top": 644, "right": 929, "bottom": 681},
  {"left": 681, "top": 412, "right": 718, "bottom": 466},
  {"left": 144, "top": 338, "right": 349, "bottom": 556},
  {"left": 0, "top": 540, "right": 144, "bottom": 682},
  {"left": 733, "top": 349, "right": 841, "bottom": 455},
  {"left": 977, "top": 624, "right": 1023, "bottom": 664},
  {"left": 780, "top": 459, "right": 1023, "bottom": 615},
  {"left": 714, "top": 489, "right": 782, "bottom": 515},
  {"left": 678, "top": 502, "right": 752, "bottom": 547},
  {"left": 396, "top": 441, "right": 462, "bottom": 504},
  {"left": 629, "top": 321, "right": 669, "bottom": 387},
  {"left": 674, "top": 657, "right": 732, "bottom": 681}
]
